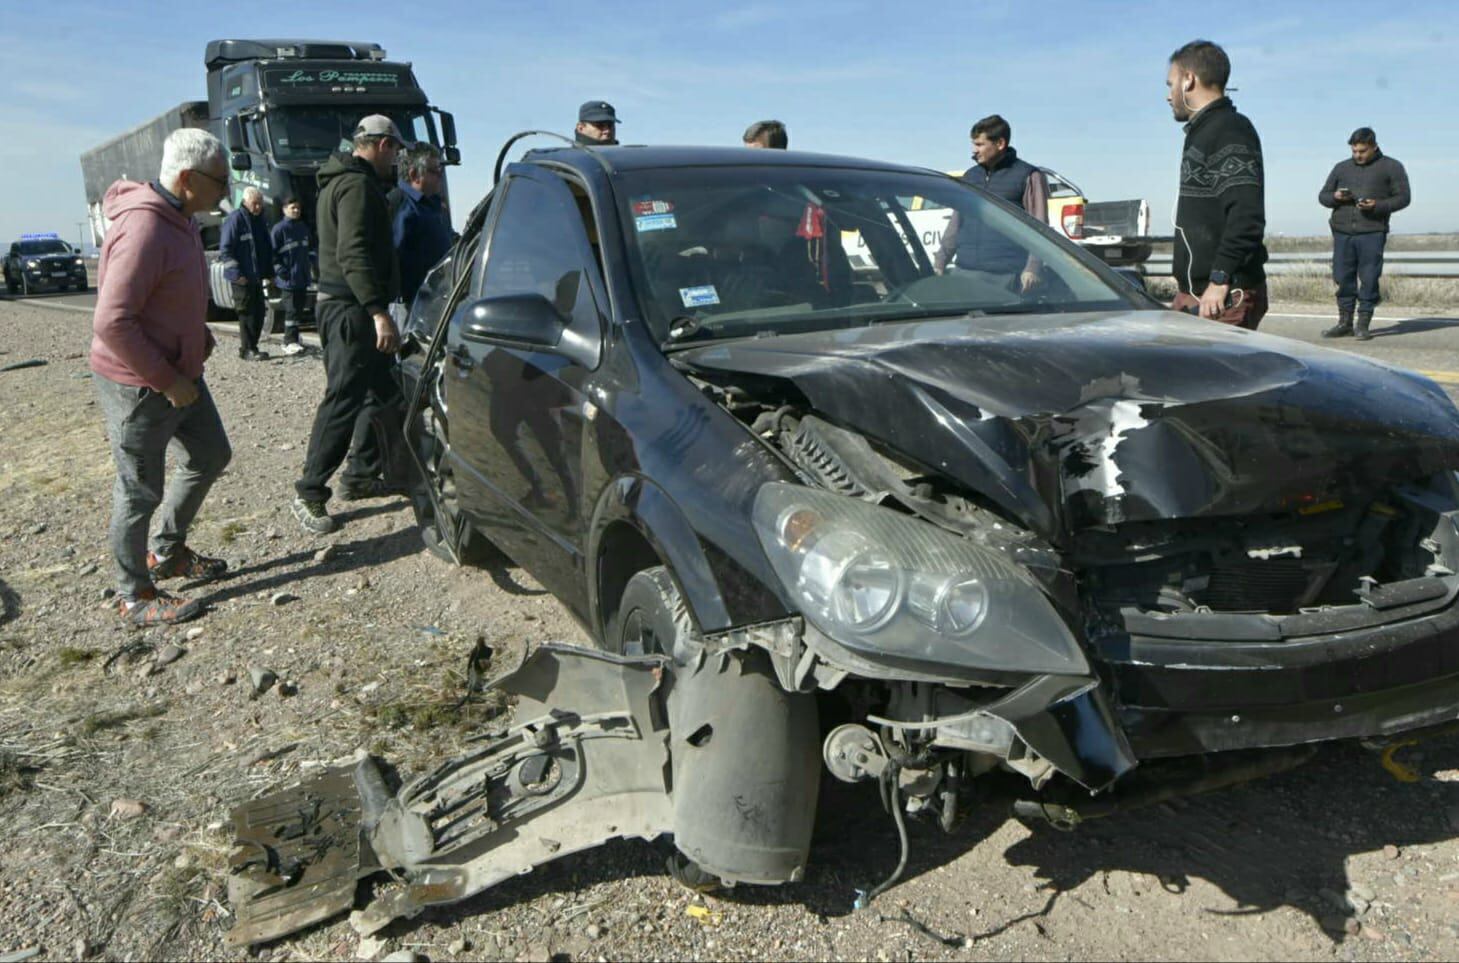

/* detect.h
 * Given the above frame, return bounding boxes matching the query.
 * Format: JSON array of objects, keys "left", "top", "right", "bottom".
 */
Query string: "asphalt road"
[{"left": 7, "top": 288, "right": 1456, "bottom": 401}]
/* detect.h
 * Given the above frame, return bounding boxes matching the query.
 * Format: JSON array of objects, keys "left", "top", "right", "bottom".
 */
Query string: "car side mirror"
[
  {"left": 230, "top": 152, "right": 252, "bottom": 171},
  {"left": 443, "top": 146, "right": 462, "bottom": 167},
  {"left": 459, "top": 293, "right": 566, "bottom": 350}
]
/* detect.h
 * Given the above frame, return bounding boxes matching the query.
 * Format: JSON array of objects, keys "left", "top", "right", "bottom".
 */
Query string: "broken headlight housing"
[{"left": 752, "top": 483, "right": 1088, "bottom": 676}]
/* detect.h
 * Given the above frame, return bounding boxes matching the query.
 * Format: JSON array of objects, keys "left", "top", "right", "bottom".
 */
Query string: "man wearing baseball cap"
[
  {"left": 292, "top": 114, "right": 405, "bottom": 534},
  {"left": 575, "top": 101, "right": 620, "bottom": 146}
]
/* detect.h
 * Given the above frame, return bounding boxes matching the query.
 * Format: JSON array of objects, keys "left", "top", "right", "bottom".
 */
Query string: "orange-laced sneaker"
[
  {"left": 147, "top": 546, "right": 228, "bottom": 581},
  {"left": 117, "top": 588, "right": 202, "bottom": 626}
]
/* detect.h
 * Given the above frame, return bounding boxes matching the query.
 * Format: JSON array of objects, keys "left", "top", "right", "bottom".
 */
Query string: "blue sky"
[{"left": 1, "top": 0, "right": 1455, "bottom": 246}]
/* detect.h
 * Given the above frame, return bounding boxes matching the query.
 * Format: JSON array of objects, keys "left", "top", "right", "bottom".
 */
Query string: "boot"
[
  {"left": 1354, "top": 309, "right": 1373, "bottom": 341},
  {"left": 1322, "top": 304, "right": 1354, "bottom": 338}
]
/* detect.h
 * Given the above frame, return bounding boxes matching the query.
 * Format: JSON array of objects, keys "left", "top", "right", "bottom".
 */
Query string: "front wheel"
[{"left": 606, "top": 566, "right": 700, "bottom": 665}]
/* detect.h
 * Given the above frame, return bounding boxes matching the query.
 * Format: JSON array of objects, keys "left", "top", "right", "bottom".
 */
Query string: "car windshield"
[
  {"left": 18, "top": 239, "right": 70, "bottom": 256},
  {"left": 614, "top": 166, "right": 1135, "bottom": 345},
  {"left": 267, "top": 107, "right": 434, "bottom": 163}
]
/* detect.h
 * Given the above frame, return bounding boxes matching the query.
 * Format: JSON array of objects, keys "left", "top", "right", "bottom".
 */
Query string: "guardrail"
[{"left": 1143, "top": 252, "right": 1459, "bottom": 279}]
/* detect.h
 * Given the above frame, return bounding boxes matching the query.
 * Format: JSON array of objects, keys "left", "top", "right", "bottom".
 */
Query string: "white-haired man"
[
  {"left": 90, "top": 127, "right": 234, "bottom": 625},
  {"left": 220, "top": 185, "right": 274, "bottom": 360}
]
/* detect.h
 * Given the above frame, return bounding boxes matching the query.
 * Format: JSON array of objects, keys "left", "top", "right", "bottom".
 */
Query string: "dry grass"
[{"left": 1265, "top": 233, "right": 1459, "bottom": 253}]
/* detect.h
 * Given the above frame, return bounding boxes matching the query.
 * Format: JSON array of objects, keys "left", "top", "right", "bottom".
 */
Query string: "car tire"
[
  {"left": 609, "top": 566, "right": 724, "bottom": 894},
  {"left": 4, "top": 274, "right": 16, "bottom": 295},
  {"left": 607, "top": 566, "right": 697, "bottom": 661}
]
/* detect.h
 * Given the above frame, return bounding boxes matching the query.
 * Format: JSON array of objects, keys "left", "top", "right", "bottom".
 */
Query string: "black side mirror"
[
  {"left": 440, "top": 111, "right": 458, "bottom": 148},
  {"left": 224, "top": 115, "right": 245, "bottom": 151},
  {"left": 230, "top": 153, "right": 252, "bottom": 171},
  {"left": 460, "top": 293, "right": 566, "bottom": 350},
  {"left": 443, "top": 146, "right": 462, "bottom": 167},
  {"left": 1113, "top": 267, "right": 1147, "bottom": 292}
]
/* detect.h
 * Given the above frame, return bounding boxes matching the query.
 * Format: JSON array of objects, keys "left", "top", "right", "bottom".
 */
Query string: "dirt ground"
[{"left": 3, "top": 298, "right": 1459, "bottom": 962}]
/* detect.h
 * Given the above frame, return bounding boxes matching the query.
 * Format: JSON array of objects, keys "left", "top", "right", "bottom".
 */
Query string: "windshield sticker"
[
  {"left": 679, "top": 285, "right": 720, "bottom": 308},
  {"left": 632, "top": 199, "right": 674, "bottom": 216},
  {"left": 636, "top": 212, "right": 677, "bottom": 232}
]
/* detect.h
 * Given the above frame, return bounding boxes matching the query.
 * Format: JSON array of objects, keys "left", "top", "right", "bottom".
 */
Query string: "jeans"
[
  {"left": 1332, "top": 231, "right": 1387, "bottom": 314},
  {"left": 95, "top": 373, "right": 232, "bottom": 598},
  {"left": 234, "top": 279, "right": 266, "bottom": 353},
  {"left": 295, "top": 299, "right": 402, "bottom": 503}
]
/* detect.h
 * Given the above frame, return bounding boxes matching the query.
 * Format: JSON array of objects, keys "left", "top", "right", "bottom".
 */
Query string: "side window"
[{"left": 477, "top": 176, "right": 603, "bottom": 339}]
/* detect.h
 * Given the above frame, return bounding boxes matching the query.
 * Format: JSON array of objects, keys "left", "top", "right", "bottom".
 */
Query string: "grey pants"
[{"left": 95, "top": 374, "right": 232, "bottom": 598}]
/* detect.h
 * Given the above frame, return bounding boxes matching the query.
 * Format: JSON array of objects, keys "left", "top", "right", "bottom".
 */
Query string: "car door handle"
[{"left": 450, "top": 345, "right": 476, "bottom": 371}]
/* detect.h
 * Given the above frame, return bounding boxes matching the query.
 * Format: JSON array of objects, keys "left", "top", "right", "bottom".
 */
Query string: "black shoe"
[
  {"left": 240, "top": 349, "right": 270, "bottom": 361},
  {"left": 337, "top": 477, "right": 409, "bottom": 501},
  {"left": 1354, "top": 316, "right": 1374, "bottom": 341},
  {"left": 1321, "top": 323, "right": 1352, "bottom": 338}
]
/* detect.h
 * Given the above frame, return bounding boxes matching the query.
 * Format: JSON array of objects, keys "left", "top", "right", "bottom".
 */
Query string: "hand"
[
  {"left": 1019, "top": 269, "right": 1041, "bottom": 293},
  {"left": 1199, "top": 282, "right": 1231, "bottom": 320},
  {"left": 373, "top": 312, "right": 400, "bottom": 354},
  {"left": 163, "top": 377, "right": 199, "bottom": 408},
  {"left": 1357, "top": 198, "right": 1378, "bottom": 212},
  {"left": 1334, "top": 188, "right": 1353, "bottom": 202}
]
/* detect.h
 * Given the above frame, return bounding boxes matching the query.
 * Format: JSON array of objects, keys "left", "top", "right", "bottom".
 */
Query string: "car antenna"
[{"left": 493, "top": 130, "right": 612, "bottom": 184}]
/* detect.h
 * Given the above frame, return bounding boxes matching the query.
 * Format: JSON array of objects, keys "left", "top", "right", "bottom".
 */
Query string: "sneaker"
[
  {"left": 337, "top": 477, "right": 409, "bottom": 501},
  {"left": 281, "top": 342, "right": 305, "bottom": 356},
  {"left": 292, "top": 496, "right": 337, "bottom": 534},
  {"left": 117, "top": 588, "right": 202, "bottom": 626},
  {"left": 147, "top": 546, "right": 228, "bottom": 582}
]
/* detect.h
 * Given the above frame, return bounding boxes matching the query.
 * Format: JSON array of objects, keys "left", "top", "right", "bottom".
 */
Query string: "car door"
[{"left": 443, "top": 165, "right": 607, "bottom": 612}]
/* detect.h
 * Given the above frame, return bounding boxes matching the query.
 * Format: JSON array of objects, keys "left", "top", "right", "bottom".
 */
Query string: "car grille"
[{"left": 1195, "top": 558, "right": 1313, "bottom": 612}]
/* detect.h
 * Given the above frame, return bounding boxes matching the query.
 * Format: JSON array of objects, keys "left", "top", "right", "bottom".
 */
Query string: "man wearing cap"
[
  {"left": 292, "top": 114, "right": 404, "bottom": 534},
  {"left": 1318, "top": 127, "right": 1411, "bottom": 341},
  {"left": 575, "top": 101, "right": 620, "bottom": 145}
]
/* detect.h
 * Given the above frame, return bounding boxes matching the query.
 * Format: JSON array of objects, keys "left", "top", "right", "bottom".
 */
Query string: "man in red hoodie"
[{"left": 91, "top": 128, "right": 234, "bottom": 625}]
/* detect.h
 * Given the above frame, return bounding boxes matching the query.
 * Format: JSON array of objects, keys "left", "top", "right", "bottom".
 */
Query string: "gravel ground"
[{"left": 3, "top": 299, "right": 1459, "bottom": 962}]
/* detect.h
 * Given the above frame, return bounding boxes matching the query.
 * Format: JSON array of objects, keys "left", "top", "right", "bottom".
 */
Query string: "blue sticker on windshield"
[
  {"left": 679, "top": 285, "right": 720, "bottom": 308},
  {"left": 635, "top": 213, "right": 677, "bottom": 232}
]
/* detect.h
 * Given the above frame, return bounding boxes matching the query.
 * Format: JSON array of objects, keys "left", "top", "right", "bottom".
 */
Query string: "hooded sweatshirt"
[
  {"left": 90, "top": 181, "right": 213, "bottom": 391},
  {"left": 315, "top": 152, "right": 398, "bottom": 314}
]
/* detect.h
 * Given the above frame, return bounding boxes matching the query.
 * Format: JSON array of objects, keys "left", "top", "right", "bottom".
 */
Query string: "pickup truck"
[{"left": 3, "top": 234, "right": 89, "bottom": 296}]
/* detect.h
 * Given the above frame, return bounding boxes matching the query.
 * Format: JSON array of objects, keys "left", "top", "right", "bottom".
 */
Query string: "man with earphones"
[{"left": 1166, "top": 40, "right": 1269, "bottom": 329}]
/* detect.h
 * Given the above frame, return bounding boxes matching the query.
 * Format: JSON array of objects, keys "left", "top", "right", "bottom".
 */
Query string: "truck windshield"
[
  {"left": 18, "top": 239, "right": 71, "bottom": 255},
  {"left": 616, "top": 166, "right": 1135, "bottom": 345},
  {"left": 268, "top": 108, "right": 434, "bottom": 163}
]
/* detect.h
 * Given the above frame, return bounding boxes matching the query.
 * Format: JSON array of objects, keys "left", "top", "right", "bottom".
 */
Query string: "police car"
[{"left": 4, "top": 233, "right": 89, "bottom": 296}]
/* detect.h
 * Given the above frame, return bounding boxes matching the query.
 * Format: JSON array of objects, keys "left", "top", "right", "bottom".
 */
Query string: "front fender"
[{"left": 588, "top": 474, "right": 790, "bottom": 640}]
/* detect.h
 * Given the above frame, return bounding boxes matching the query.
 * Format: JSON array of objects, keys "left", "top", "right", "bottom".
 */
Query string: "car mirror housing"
[
  {"left": 230, "top": 152, "right": 253, "bottom": 172},
  {"left": 459, "top": 293, "right": 567, "bottom": 350}
]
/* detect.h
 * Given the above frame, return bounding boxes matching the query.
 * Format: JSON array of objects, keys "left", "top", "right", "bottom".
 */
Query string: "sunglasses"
[{"left": 188, "top": 168, "right": 229, "bottom": 190}]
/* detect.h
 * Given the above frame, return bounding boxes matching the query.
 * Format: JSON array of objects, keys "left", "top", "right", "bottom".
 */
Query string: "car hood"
[{"left": 674, "top": 310, "right": 1459, "bottom": 539}]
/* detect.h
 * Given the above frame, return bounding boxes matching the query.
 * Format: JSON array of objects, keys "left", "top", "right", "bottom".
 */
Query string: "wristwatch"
[{"left": 1208, "top": 270, "right": 1230, "bottom": 286}]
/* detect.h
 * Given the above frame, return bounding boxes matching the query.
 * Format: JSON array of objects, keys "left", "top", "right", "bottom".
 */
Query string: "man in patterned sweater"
[{"left": 1166, "top": 39, "right": 1269, "bottom": 329}]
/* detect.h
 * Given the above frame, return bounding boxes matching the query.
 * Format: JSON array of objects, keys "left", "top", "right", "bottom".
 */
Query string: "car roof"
[{"left": 520, "top": 144, "right": 943, "bottom": 178}]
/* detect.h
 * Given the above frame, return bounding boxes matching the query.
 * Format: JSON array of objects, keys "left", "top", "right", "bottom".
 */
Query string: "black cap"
[{"left": 578, "top": 100, "right": 620, "bottom": 124}]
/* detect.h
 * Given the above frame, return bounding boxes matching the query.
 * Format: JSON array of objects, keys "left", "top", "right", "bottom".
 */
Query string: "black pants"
[
  {"left": 234, "top": 279, "right": 266, "bottom": 353},
  {"left": 1332, "top": 231, "right": 1387, "bottom": 314},
  {"left": 282, "top": 288, "right": 308, "bottom": 344},
  {"left": 295, "top": 299, "right": 402, "bottom": 503}
]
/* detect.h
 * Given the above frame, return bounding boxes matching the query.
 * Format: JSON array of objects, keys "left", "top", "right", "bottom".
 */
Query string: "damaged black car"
[{"left": 226, "top": 142, "right": 1459, "bottom": 944}]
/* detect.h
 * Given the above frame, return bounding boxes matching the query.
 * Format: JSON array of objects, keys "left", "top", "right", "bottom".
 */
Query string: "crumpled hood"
[{"left": 675, "top": 310, "right": 1459, "bottom": 538}]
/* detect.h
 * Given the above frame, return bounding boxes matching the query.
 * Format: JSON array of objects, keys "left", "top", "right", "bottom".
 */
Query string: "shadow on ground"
[{"left": 1373, "top": 316, "right": 1459, "bottom": 337}]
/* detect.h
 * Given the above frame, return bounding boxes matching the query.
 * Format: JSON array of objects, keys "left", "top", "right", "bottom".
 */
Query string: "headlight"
[
  {"left": 73, "top": 258, "right": 84, "bottom": 267},
  {"left": 753, "top": 483, "right": 1088, "bottom": 676},
  {"left": 25, "top": 259, "right": 39, "bottom": 269}
]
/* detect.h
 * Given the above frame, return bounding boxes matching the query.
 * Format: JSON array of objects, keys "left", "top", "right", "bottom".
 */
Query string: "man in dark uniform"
[
  {"left": 933, "top": 114, "right": 1049, "bottom": 293},
  {"left": 1318, "top": 128, "right": 1411, "bottom": 340},
  {"left": 575, "top": 101, "right": 620, "bottom": 145},
  {"left": 219, "top": 186, "right": 273, "bottom": 360},
  {"left": 291, "top": 114, "right": 404, "bottom": 534}
]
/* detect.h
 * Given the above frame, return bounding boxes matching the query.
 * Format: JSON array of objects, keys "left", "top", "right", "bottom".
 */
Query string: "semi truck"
[{"left": 80, "top": 38, "right": 459, "bottom": 317}]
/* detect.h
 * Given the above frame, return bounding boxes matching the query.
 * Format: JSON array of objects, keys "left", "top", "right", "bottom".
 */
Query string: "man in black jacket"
[
  {"left": 291, "top": 114, "right": 404, "bottom": 534},
  {"left": 1166, "top": 40, "right": 1269, "bottom": 329},
  {"left": 1318, "top": 128, "right": 1411, "bottom": 340}
]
